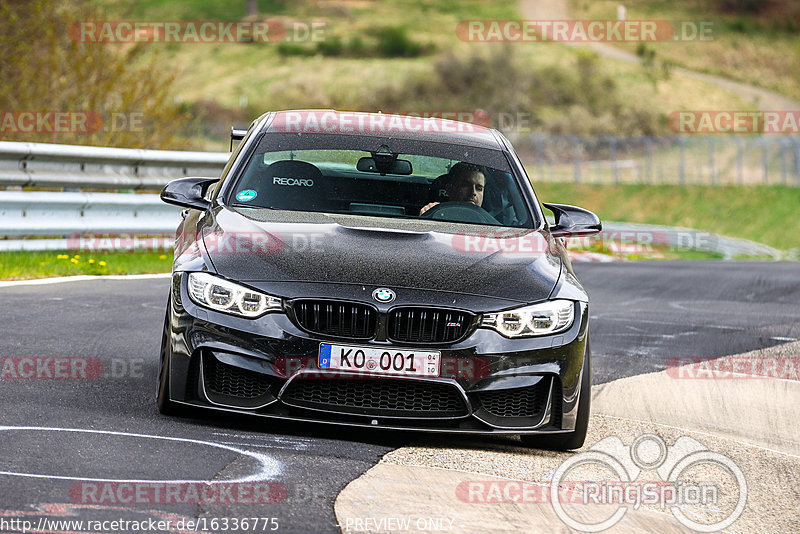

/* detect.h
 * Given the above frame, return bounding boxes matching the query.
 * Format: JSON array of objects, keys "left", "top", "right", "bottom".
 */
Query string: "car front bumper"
[{"left": 166, "top": 273, "right": 590, "bottom": 435}]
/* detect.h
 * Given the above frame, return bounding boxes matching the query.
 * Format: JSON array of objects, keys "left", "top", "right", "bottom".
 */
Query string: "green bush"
[
  {"left": 367, "top": 47, "right": 662, "bottom": 136},
  {"left": 316, "top": 35, "right": 345, "bottom": 56},
  {"left": 375, "top": 26, "right": 423, "bottom": 57},
  {"left": 276, "top": 42, "right": 316, "bottom": 57}
]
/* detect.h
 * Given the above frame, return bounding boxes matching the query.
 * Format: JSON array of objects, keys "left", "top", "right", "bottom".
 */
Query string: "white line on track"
[
  {"left": 211, "top": 431, "right": 313, "bottom": 443},
  {"left": 0, "top": 273, "right": 171, "bottom": 288},
  {"left": 0, "top": 426, "right": 282, "bottom": 482}
]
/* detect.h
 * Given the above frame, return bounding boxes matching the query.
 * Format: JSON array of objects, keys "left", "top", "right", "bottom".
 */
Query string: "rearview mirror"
[
  {"left": 543, "top": 203, "right": 602, "bottom": 237},
  {"left": 357, "top": 157, "right": 412, "bottom": 175},
  {"left": 161, "top": 177, "right": 219, "bottom": 210}
]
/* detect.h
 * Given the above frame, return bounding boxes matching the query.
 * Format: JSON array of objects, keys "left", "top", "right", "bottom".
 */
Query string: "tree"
[
  {"left": 0, "top": 0, "right": 192, "bottom": 149},
  {"left": 247, "top": 0, "right": 258, "bottom": 17}
]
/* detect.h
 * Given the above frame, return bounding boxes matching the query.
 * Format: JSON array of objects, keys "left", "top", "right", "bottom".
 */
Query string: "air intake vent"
[
  {"left": 475, "top": 379, "right": 550, "bottom": 419},
  {"left": 202, "top": 352, "right": 276, "bottom": 408},
  {"left": 282, "top": 378, "right": 468, "bottom": 418},
  {"left": 292, "top": 300, "right": 377, "bottom": 339},
  {"left": 388, "top": 308, "right": 473, "bottom": 343}
]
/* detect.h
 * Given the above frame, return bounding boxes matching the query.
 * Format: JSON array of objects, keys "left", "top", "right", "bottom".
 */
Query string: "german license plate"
[{"left": 318, "top": 343, "right": 440, "bottom": 377}]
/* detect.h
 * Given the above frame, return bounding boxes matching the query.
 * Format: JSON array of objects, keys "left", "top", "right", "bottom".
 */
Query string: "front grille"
[
  {"left": 202, "top": 353, "right": 276, "bottom": 408},
  {"left": 388, "top": 308, "right": 472, "bottom": 343},
  {"left": 293, "top": 300, "right": 377, "bottom": 339},
  {"left": 476, "top": 379, "right": 550, "bottom": 419},
  {"left": 281, "top": 378, "right": 468, "bottom": 418}
]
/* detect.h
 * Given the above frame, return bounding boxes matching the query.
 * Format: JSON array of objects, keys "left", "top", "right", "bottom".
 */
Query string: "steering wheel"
[{"left": 420, "top": 201, "right": 499, "bottom": 225}]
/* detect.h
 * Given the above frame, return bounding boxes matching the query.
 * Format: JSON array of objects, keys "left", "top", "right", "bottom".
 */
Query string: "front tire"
[
  {"left": 521, "top": 341, "right": 591, "bottom": 451},
  {"left": 156, "top": 301, "right": 183, "bottom": 416}
]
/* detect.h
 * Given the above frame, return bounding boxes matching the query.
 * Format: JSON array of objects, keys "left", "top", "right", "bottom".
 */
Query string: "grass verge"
[
  {"left": 0, "top": 251, "right": 172, "bottom": 281},
  {"left": 3, "top": 183, "right": 795, "bottom": 280},
  {"left": 97, "top": 0, "right": 754, "bottom": 150},
  {"left": 568, "top": 0, "right": 800, "bottom": 102},
  {"left": 532, "top": 181, "right": 800, "bottom": 250}
]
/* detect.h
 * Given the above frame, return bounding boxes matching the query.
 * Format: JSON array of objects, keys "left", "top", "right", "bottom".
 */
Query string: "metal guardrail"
[
  {"left": 0, "top": 140, "right": 227, "bottom": 189},
  {"left": 0, "top": 191, "right": 180, "bottom": 236},
  {"left": 509, "top": 134, "right": 800, "bottom": 186},
  {"left": 0, "top": 191, "right": 180, "bottom": 251},
  {"left": 0, "top": 140, "right": 794, "bottom": 255},
  {"left": 0, "top": 141, "right": 227, "bottom": 251}
]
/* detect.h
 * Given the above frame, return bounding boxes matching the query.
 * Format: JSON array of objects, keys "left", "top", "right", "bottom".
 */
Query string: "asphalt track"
[{"left": 0, "top": 261, "right": 797, "bottom": 533}]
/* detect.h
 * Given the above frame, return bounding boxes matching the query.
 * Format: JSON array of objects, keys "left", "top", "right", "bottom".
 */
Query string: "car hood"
[{"left": 197, "top": 207, "right": 562, "bottom": 304}]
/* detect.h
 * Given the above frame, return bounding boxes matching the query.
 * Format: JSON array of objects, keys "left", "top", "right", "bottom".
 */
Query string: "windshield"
[{"left": 226, "top": 134, "right": 534, "bottom": 228}]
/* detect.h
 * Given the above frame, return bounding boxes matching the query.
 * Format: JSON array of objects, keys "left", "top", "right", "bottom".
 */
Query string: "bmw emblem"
[{"left": 372, "top": 288, "right": 396, "bottom": 303}]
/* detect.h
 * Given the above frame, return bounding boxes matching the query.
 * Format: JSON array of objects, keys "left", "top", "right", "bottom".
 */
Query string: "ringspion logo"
[{"left": 550, "top": 434, "right": 747, "bottom": 532}]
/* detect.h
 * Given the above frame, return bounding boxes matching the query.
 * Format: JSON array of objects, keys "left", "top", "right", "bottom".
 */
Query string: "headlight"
[
  {"left": 187, "top": 272, "right": 282, "bottom": 318},
  {"left": 481, "top": 299, "right": 574, "bottom": 338}
]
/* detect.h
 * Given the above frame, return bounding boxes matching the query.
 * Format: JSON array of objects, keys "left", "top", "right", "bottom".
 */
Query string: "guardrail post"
[
  {"left": 534, "top": 133, "right": 545, "bottom": 182},
  {"left": 570, "top": 135, "right": 581, "bottom": 183},
  {"left": 734, "top": 137, "right": 744, "bottom": 185},
  {"left": 790, "top": 137, "right": 800, "bottom": 185},
  {"left": 780, "top": 137, "right": 789, "bottom": 186},
  {"left": 757, "top": 136, "right": 768, "bottom": 184},
  {"left": 607, "top": 135, "right": 619, "bottom": 184},
  {"left": 706, "top": 135, "right": 716, "bottom": 185}
]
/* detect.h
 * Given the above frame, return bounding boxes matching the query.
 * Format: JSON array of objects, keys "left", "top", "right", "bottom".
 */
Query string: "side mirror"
[
  {"left": 161, "top": 177, "right": 219, "bottom": 210},
  {"left": 543, "top": 203, "right": 602, "bottom": 237}
]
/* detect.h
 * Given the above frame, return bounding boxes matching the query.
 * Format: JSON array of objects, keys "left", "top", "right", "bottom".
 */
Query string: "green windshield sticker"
[{"left": 236, "top": 189, "right": 257, "bottom": 202}]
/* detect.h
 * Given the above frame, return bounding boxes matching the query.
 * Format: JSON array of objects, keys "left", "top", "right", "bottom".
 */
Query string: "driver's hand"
[{"left": 419, "top": 202, "right": 439, "bottom": 215}]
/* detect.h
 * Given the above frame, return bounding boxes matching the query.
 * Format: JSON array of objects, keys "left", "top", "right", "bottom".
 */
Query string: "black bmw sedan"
[{"left": 158, "top": 110, "right": 601, "bottom": 450}]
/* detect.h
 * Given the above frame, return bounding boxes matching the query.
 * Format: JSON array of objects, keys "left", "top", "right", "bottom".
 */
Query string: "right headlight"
[
  {"left": 187, "top": 272, "right": 282, "bottom": 318},
  {"left": 481, "top": 299, "right": 574, "bottom": 338}
]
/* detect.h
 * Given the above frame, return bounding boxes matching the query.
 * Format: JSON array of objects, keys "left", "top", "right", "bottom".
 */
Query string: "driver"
[{"left": 419, "top": 162, "right": 485, "bottom": 215}]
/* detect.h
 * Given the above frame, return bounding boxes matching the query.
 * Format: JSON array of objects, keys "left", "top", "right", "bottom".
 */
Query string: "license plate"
[{"left": 319, "top": 343, "right": 440, "bottom": 377}]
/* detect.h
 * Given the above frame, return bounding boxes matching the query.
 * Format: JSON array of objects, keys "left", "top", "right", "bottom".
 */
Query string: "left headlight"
[
  {"left": 481, "top": 299, "right": 575, "bottom": 338},
  {"left": 187, "top": 272, "right": 282, "bottom": 318}
]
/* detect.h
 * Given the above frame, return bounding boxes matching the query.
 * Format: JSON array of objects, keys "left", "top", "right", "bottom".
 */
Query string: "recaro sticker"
[
  {"left": 273, "top": 177, "right": 314, "bottom": 186},
  {"left": 236, "top": 189, "right": 258, "bottom": 202}
]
